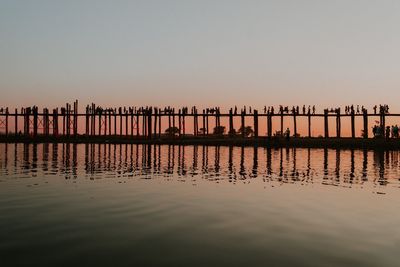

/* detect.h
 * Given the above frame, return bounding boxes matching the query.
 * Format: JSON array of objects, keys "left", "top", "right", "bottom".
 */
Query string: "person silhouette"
[
  {"left": 386, "top": 126, "right": 391, "bottom": 139},
  {"left": 285, "top": 127, "right": 290, "bottom": 141}
]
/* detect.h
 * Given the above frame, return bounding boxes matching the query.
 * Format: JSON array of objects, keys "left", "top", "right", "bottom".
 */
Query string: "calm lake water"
[{"left": 1, "top": 143, "right": 400, "bottom": 267}]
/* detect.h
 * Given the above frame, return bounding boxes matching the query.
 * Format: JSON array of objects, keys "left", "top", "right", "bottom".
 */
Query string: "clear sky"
[{"left": 1, "top": 0, "right": 400, "bottom": 110}]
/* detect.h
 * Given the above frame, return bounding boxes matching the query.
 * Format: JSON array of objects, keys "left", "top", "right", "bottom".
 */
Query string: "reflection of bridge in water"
[{"left": 0, "top": 144, "right": 398, "bottom": 190}]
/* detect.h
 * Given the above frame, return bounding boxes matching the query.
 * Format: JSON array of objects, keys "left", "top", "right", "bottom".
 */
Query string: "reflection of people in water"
[{"left": 285, "top": 128, "right": 290, "bottom": 140}]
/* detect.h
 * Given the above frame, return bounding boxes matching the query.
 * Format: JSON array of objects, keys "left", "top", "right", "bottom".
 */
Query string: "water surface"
[{"left": 1, "top": 143, "right": 400, "bottom": 267}]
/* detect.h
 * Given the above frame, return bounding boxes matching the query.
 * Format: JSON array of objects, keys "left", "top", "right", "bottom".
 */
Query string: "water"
[{"left": 1, "top": 143, "right": 400, "bottom": 267}]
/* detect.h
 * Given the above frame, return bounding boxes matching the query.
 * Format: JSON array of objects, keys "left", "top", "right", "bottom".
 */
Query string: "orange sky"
[{"left": 1, "top": 1, "right": 400, "bottom": 129}]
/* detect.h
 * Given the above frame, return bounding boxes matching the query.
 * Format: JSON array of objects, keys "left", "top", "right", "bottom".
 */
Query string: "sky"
[{"left": 1, "top": 0, "right": 400, "bottom": 111}]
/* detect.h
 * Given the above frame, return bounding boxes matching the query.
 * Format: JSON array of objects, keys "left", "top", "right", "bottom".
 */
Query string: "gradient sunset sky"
[{"left": 1, "top": 0, "right": 400, "bottom": 110}]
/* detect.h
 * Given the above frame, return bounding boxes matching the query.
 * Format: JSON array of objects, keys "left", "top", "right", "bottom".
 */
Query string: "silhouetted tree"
[
  {"left": 199, "top": 127, "right": 206, "bottom": 135},
  {"left": 361, "top": 129, "right": 367, "bottom": 138},
  {"left": 165, "top": 126, "right": 180, "bottom": 136},
  {"left": 213, "top": 126, "right": 226, "bottom": 135},
  {"left": 238, "top": 126, "right": 254, "bottom": 137}
]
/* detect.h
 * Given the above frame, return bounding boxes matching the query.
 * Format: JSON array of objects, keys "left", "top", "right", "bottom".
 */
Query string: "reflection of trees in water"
[{"left": 5, "top": 143, "right": 400, "bottom": 189}]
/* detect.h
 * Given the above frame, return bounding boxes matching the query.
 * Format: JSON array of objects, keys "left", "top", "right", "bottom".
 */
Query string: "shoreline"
[{"left": 1, "top": 135, "right": 400, "bottom": 150}]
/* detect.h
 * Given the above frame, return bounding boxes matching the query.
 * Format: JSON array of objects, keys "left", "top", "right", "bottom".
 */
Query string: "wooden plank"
[
  {"left": 158, "top": 109, "right": 162, "bottom": 138},
  {"left": 53, "top": 109, "right": 58, "bottom": 137},
  {"left": 98, "top": 109, "right": 102, "bottom": 136},
  {"left": 254, "top": 109, "right": 258, "bottom": 138},
  {"left": 74, "top": 100, "right": 78, "bottom": 136},
  {"left": 42, "top": 108, "right": 47, "bottom": 136},
  {"left": 104, "top": 109, "right": 108, "bottom": 136},
  {"left": 324, "top": 109, "right": 329, "bottom": 138},
  {"left": 241, "top": 110, "right": 245, "bottom": 138},
  {"left": 119, "top": 107, "right": 123, "bottom": 136},
  {"left": 14, "top": 108, "right": 18, "bottom": 136},
  {"left": 168, "top": 110, "right": 171, "bottom": 136},
  {"left": 148, "top": 108, "right": 152, "bottom": 139},
  {"left": 5, "top": 108, "right": 8, "bottom": 136},
  {"left": 33, "top": 106, "right": 38, "bottom": 137},
  {"left": 206, "top": 112, "right": 209, "bottom": 135},
  {"left": 108, "top": 110, "right": 112, "bottom": 136},
  {"left": 363, "top": 109, "right": 368, "bottom": 138},
  {"left": 85, "top": 105, "right": 89, "bottom": 135},
  {"left": 172, "top": 109, "right": 176, "bottom": 138},
  {"left": 351, "top": 110, "right": 355, "bottom": 138},
  {"left": 293, "top": 110, "right": 297, "bottom": 137},
  {"left": 131, "top": 109, "right": 134, "bottom": 136},
  {"left": 154, "top": 108, "right": 158, "bottom": 138},
  {"left": 267, "top": 113, "right": 272, "bottom": 138},
  {"left": 178, "top": 109, "right": 182, "bottom": 137},
  {"left": 136, "top": 111, "right": 139, "bottom": 136},
  {"left": 182, "top": 109, "right": 186, "bottom": 137},
  {"left": 125, "top": 110, "right": 128, "bottom": 136},
  {"left": 336, "top": 109, "right": 341, "bottom": 138},
  {"left": 229, "top": 109, "right": 234, "bottom": 136}
]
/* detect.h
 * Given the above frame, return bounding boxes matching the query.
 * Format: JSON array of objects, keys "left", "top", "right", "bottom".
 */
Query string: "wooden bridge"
[{"left": 0, "top": 100, "right": 396, "bottom": 140}]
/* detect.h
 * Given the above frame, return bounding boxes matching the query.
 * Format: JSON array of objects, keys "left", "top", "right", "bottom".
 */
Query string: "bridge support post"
[
  {"left": 324, "top": 109, "right": 329, "bottom": 138},
  {"left": 254, "top": 109, "right": 258, "bottom": 138},
  {"left": 336, "top": 109, "right": 341, "bottom": 138},
  {"left": 363, "top": 109, "right": 368, "bottom": 139},
  {"left": 351, "top": 110, "right": 355, "bottom": 138}
]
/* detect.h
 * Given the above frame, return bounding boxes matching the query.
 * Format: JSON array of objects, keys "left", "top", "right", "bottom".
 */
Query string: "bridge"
[{"left": 0, "top": 100, "right": 397, "bottom": 141}]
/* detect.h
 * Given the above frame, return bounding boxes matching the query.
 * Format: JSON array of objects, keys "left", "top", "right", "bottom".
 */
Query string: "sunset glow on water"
[
  {"left": 1, "top": 144, "right": 400, "bottom": 266},
  {"left": 2, "top": 1, "right": 400, "bottom": 266}
]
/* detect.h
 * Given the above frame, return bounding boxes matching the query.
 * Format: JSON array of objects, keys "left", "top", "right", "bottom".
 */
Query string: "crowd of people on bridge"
[
  {"left": 372, "top": 124, "right": 399, "bottom": 139},
  {"left": 86, "top": 105, "right": 169, "bottom": 115},
  {"left": 81, "top": 104, "right": 394, "bottom": 117},
  {"left": 206, "top": 107, "right": 221, "bottom": 114},
  {"left": 274, "top": 105, "right": 316, "bottom": 115},
  {"left": 344, "top": 105, "right": 367, "bottom": 114},
  {"left": 373, "top": 104, "right": 389, "bottom": 115}
]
